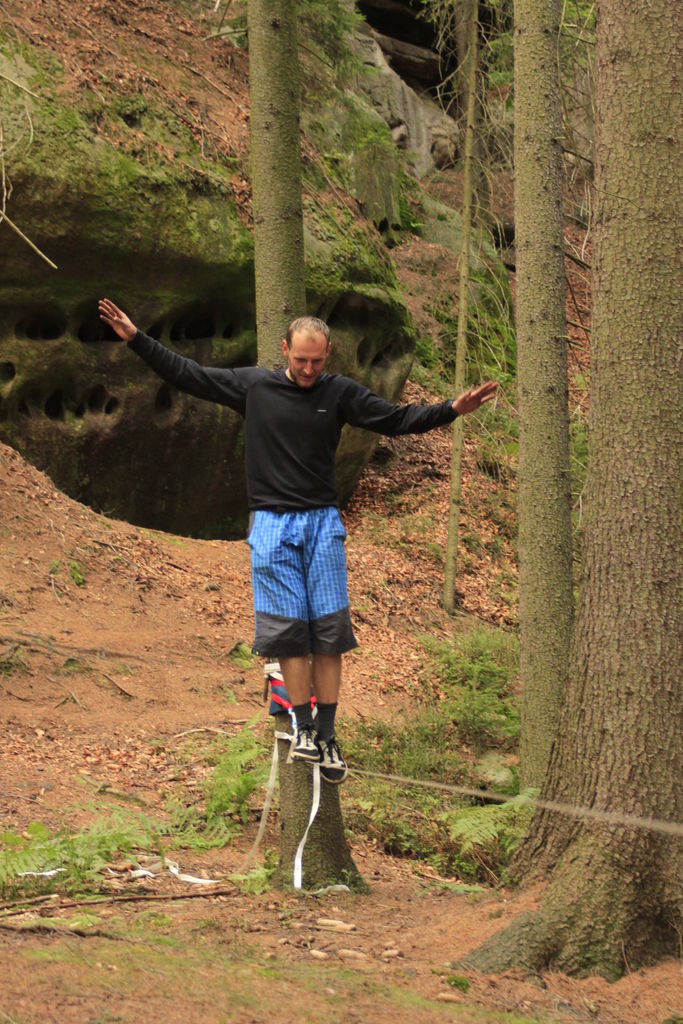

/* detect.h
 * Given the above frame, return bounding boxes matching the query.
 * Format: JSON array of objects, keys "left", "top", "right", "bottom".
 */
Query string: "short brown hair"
[{"left": 285, "top": 316, "right": 330, "bottom": 347}]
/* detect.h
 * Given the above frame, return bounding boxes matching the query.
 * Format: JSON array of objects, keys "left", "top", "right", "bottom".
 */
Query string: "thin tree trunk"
[
  {"left": 461, "top": 0, "right": 682, "bottom": 977},
  {"left": 247, "top": 0, "right": 306, "bottom": 367},
  {"left": 248, "top": 10, "right": 361, "bottom": 889},
  {"left": 442, "top": 0, "right": 478, "bottom": 615},
  {"left": 515, "top": 0, "right": 573, "bottom": 788}
]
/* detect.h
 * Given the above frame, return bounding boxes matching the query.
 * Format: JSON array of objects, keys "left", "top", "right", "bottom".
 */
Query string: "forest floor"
[
  {"left": 1, "top": 346, "right": 679, "bottom": 1024},
  {"left": 0, "top": 1, "right": 680, "bottom": 1023},
  {"left": 1, "top": 414, "right": 680, "bottom": 1024}
]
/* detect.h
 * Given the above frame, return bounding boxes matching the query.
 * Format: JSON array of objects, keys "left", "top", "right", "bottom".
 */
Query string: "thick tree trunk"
[
  {"left": 247, "top": 0, "right": 306, "bottom": 367},
  {"left": 463, "top": 0, "right": 682, "bottom": 978},
  {"left": 443, "top": 0, "right": 478, "bottom": 614},
  {"left": 272, "top": 715, "right": 364, "bottom": 891},
  {"left": 514, "top": 0, "right": 573, "bottom": 788}
]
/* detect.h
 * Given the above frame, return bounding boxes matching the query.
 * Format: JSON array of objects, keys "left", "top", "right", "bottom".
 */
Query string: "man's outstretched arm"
[
  {"left": 98, "top": 298, "right": 252, "bottom": 412},
  {"left": 342, "top": 377, "right": 498, "bottom": 436}
]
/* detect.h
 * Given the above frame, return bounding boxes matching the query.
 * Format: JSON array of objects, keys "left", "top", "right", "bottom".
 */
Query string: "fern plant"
[
  {"left": 0, "top": 813, "right": 157, "bottom": 896},
  {"left": 441, "top": 791, "right": 537, "bottom": 880},
  {"left": 164, "top": 721, "right": 269, "bottom": 850}
]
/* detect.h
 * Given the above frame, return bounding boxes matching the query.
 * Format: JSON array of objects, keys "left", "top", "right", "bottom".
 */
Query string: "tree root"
[{"left": 458, "top": 838, "right": 681, "bottom": 980}]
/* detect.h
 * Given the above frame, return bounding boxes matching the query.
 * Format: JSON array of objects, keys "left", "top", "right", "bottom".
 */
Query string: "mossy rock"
[{"left": 0, "top": 41, "right": 414, "bottom": 538}]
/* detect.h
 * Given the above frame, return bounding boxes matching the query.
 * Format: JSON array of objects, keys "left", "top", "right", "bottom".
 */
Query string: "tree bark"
[
  {"left": 514, "top": 0, "right": 573, "bottom": 788},
  {"left": 462, "top": 0, "right": 683, "bottom": 977},
  {"left": 247, "top": 0, "right": 306, "bottom": 367},
  {"left": 443, "top": 0, "right": 478, "bottom": 615},
  {"left": 272, "top": 715, "right": 364, "bottom": 891}
]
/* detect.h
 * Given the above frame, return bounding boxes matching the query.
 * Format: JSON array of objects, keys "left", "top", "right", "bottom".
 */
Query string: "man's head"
[{"left": 282, "top": 316, "right": 331, "bottom": 388}]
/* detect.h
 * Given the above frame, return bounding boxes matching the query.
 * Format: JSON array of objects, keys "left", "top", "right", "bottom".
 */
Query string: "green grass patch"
[
  {"left": 0, "top": 643, "right": 27, "bottom": 677},
  {"left": 68, "top": 560, "right": 86, "bottom": 587},
  {"left": 228, "top": 640, "right": 255, "bottom": 670}
]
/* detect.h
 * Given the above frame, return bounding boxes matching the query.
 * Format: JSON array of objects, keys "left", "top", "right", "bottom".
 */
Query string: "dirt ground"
[{"left": 1, "top": 428, "right": 680, "bottom": 1024}]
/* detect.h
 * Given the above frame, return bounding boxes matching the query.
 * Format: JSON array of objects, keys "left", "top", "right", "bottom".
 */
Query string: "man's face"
[{"left": 283, "top": 330, "right": 330, "bottom": 388}]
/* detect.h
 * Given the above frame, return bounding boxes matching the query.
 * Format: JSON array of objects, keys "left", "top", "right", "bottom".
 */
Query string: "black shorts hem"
[{"left": 252, "top": 607, "right": 357, "bottom": 658}]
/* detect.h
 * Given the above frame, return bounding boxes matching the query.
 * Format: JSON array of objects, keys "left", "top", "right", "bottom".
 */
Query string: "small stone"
[
  {"left": 437, "top": 992, "right": 461, "bottom": 1003},
  {"left": 338, "top": 949, "right": 367, "bottom": 960},
  {"left": 381, "top": 948, "right": 401, "bottom": 959},
  {"left": 310, "top": 949, "right": 329, "bottom": 960},
  {"left": 316, "top": 917, "right": 356, "bottom": 932}
]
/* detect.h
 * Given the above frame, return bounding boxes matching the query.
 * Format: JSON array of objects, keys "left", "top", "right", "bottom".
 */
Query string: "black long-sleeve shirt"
[{"left": 129, "top": 330, "right": 458, "bottom": 510}]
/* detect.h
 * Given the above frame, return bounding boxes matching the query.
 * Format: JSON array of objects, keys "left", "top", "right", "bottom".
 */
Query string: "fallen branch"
[
  {"left": 101, "top": 672, "right": 136, "bottom": 699},
  {"left": 170, "top": 724, "right": 247, "bottom": 740},
  {"left": 565, "top": 248, "right": 591, "bottom": 270},
  {"left": 0, "top": 209, "right": 57, "bottom": 268},
  {"left": 12, "top": 888, "right": 239, "bottom": 914},
  {"left": 181, "top": 63, "right": 245, "bottom": 111},
  {"left": 0, "top": 71, "right": 39, "bottom": 98},
  {"left": 0, "top": 920, "right": 125, "bottom": 940},
  {"left": 4, "top": 630, "right": 146, "bottom": 663},
  {"left": 54, "top": 690, "right": 85, "bottom": 709},
  {"left": 0, "top": 894, "right": 60, "bottom": 916}
]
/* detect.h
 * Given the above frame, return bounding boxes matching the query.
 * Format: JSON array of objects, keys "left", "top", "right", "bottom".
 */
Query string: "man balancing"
[{"left": 98, "top": 298, "right": 497, "bottom": 784}]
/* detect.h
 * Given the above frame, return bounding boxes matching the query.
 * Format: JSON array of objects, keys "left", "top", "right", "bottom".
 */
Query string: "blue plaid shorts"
[{"left": 248, "top": 507, "right": 357, "bottom": 657}]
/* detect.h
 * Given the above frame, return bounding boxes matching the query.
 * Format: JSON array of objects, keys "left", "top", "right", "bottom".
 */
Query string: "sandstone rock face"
[
  {"left": 0, "top": 53, "right": 414, "bottom": 540},
  {"left": 352, "top": 25, "right": 460, "bottom": 178}
]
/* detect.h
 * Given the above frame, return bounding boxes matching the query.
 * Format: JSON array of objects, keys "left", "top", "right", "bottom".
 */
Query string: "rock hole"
[
  {"left": 184, "top": 315, "right": 215, "bottom": 340},
  {"left": 75, "top": 402, "right": 85, "bottom": 418},
  {"left": 78, "top": 318, "right": 119, "bottom": 343},
  {"left": 328, "top": 293, "right": 373, "bottom": 327},
  {"left": 222, "top": 322, "right": 234, "bottom": 339},
  {"left": 147, "top": 321, "right": 164, "bottom": 340},
  {"left": 44, "top": 391, "right": 65, "bottom": 420},
  {"left": 104, "top": 397, "right": 120, "bottom": 415},
  {"left": 16, "top": 315, "right": 66, "bottom": 340},
  {"left": 372, "top": 336, "right": 413, "bottom": 369},
  {"left": 88, "top": 385, "right": 107, "bottom": 412},
  {"left": 356, "top": 338, "right": 371, "bottom": 365},
  {"left": 0, "top": 362, "right": 16, "bottom": 382},
  {"left": 18, "top": 399, "right": 30, "bottom": 417},
  {"left": 371, "top": 346, "right": 394, "bottom": 370},
  {"left": 155, "top": 384, "right": 173, "bottom": 413},
  {"left": 170, "top": 313, "right": 215, "bottom": 342}
]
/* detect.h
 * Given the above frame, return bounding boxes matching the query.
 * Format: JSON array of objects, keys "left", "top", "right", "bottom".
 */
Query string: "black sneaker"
[
  {"left": 318, "top": 737, "right": 348, "bottom": 784},
  {"left": 291, "top": 724, "right": 321, "bottom": 763}
]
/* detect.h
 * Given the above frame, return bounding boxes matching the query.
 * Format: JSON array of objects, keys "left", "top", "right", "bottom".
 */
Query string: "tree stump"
[{"left": 272, "top": 713, "right": 365, "bottom": 891}]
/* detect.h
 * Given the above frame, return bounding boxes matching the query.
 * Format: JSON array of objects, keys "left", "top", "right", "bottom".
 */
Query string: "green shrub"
[
  {"left": 425, "top": 626, "right": 520, "bottom": 751},
  {"left": 343, "top": 627, "right": 526, "bottom": 880}
]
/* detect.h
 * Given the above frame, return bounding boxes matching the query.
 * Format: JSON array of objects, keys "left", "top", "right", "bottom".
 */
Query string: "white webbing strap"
[
  {"left": 293, "top": 761, "right": 321, "bottom": 890},
  {"left": 241, "top": 735, "right": 281, "bottom": 872}
]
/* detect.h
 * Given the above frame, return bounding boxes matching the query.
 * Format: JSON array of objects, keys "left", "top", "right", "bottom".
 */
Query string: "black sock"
[
  {"left": 293, "top": 702, "right": 314, "bottom": 730},
  {"left": 316, "top": 702, "right": 337, "bottom": 742}
]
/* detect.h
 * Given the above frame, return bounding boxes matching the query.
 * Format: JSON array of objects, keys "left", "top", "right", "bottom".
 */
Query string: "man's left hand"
[{"left": 453, "top": 381, "right": 498, "bottom": 417}]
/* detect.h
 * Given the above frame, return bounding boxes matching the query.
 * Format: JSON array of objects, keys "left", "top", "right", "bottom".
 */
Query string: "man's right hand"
[{"left": 98, "top": 298, "right": 137, "bottom": 343}]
